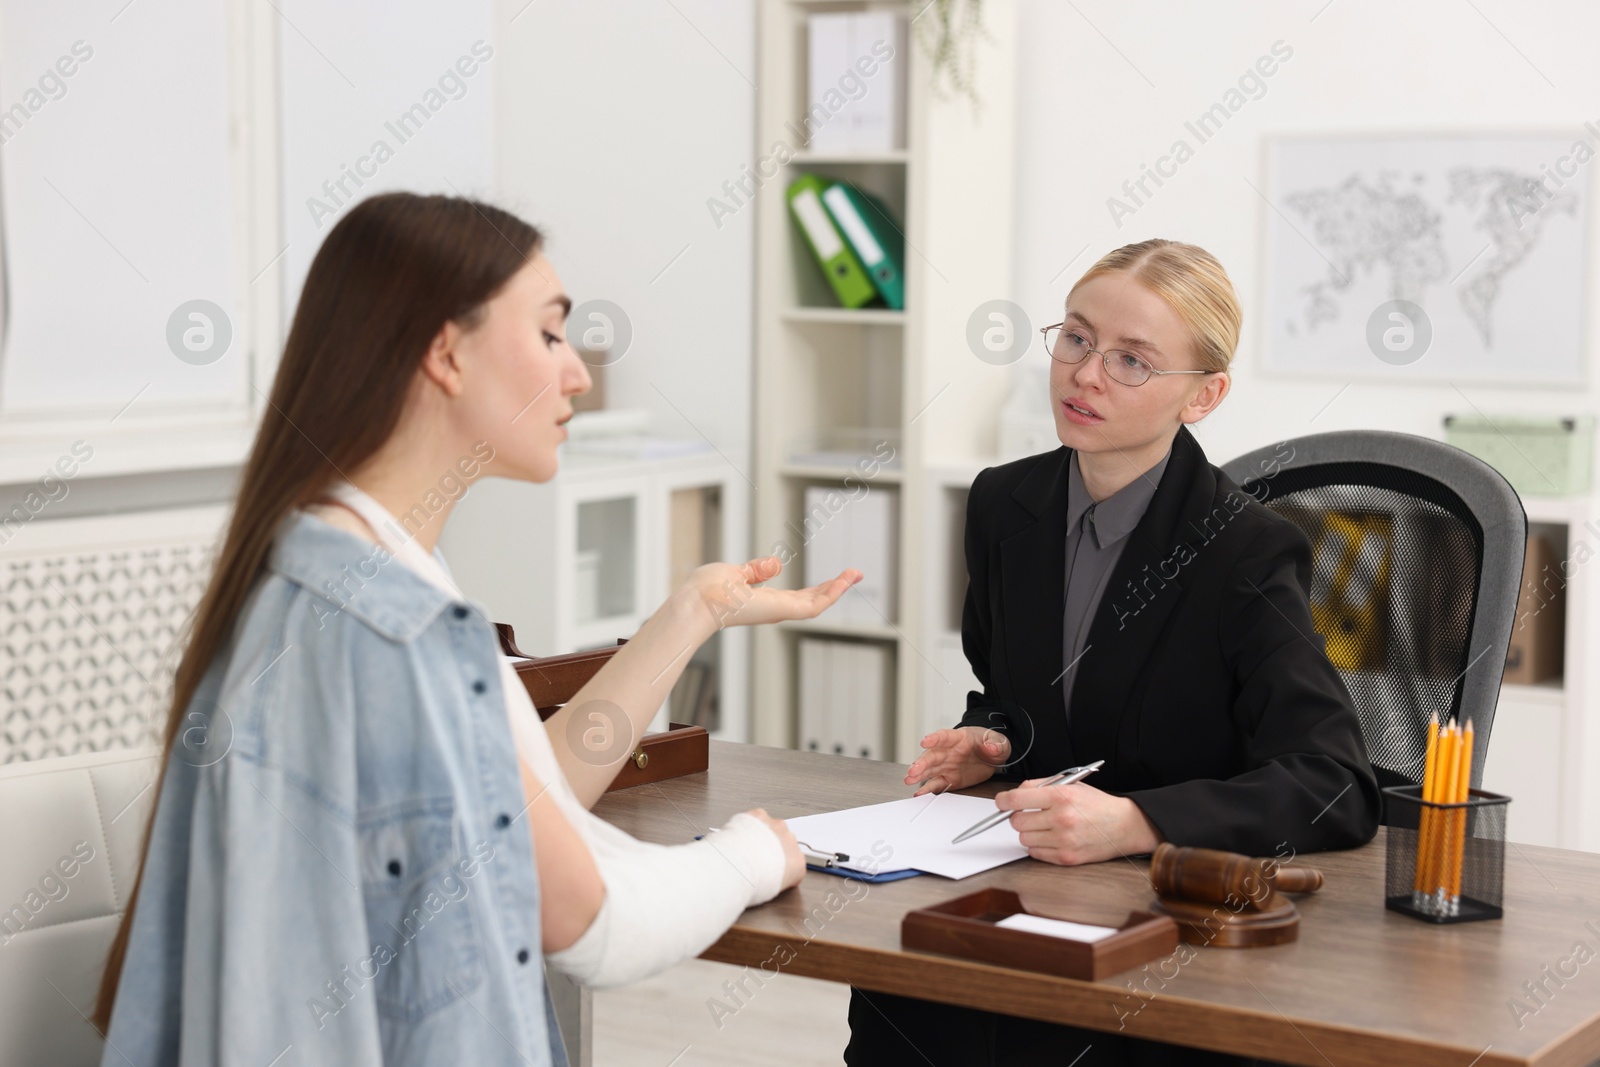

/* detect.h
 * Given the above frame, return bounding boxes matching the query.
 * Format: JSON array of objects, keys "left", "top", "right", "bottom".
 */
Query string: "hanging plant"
[{"left": 913, "top": 0, "right": 991, "bottom": 111}]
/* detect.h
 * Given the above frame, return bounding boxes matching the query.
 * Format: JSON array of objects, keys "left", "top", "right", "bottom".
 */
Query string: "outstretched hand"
[
  {"left": 682, "top": 555, "right": 861, "bottom": 631},
  {"left": 904, "top": 726, "right": 1012, "bottom": 796}
]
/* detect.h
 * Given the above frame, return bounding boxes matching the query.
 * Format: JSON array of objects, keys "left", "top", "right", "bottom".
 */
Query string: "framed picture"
[{"left": 1260, "top": 133, "right": 1590, "bottom": 385}]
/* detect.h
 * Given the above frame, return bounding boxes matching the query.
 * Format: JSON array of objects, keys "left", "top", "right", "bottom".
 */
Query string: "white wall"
[
  {"left": 277, "top": 0, "right": 757, "bottom": 471},
  {"left": 492, "top": 0, "right": 757, "bottom": 469},
  {"left": 277, "top": 0, "right": 496, "bottom": 321},
  {"left": 0, "top": 0, "right": 262, "bottom": 485},
  {"left": 0, "top": 0, "right": 239, "bottom": 419},
  {"left": 1011, "top": 0, "right": 1600, "bottom": 459}
]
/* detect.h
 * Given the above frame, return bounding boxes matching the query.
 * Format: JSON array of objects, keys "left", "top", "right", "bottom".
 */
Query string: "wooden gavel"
[
  {"left": 1149, "top": 843, "right": 1324, "bottom": 945},
  {"left": 1150, "top": 842, "right": 1323, "bottom": 911}
]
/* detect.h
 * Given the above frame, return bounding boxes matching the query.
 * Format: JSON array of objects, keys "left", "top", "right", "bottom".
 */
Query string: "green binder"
[
  {"left": 822, "top": 182, "right": 905, "bottom": 310},
  {"left": 787, "top": 174, "right": 877, "bottom": 309}
]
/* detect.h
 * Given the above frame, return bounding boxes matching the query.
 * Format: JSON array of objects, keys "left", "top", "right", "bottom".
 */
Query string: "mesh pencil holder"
[{"left": 1382, "top": 784, "right": 1509, "bottom": 924}]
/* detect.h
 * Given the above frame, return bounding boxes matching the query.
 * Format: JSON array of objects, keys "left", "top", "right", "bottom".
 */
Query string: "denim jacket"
[{"left": 103, "top": 509, "right": 566, "bottom": 1066}]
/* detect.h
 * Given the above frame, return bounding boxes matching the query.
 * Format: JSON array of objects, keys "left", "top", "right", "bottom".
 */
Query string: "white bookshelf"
[{"left": 750, "top": 0, "right": 1016, "bottom": 761}]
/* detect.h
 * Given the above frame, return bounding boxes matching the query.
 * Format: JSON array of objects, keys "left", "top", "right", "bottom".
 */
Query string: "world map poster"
[{"left": 1263, "top": 134, "right": 1589, "bottom": 384}]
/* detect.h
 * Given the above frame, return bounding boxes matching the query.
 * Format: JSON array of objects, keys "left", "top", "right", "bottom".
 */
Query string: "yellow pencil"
[
  {"left": 1426, "top": 723, "right": 1453, "bottom": 897},
  {"left": 1414, "top": 713, "right": 1440, "bottom": 899},
  {"left": 1423, "top": 725, "right": 1445, "bottom": 897},
  {"left": 1435, "top": 725, "right": 1463, "bottom": 902},
  {"left": 1449, "top": 720, "right": 1475, "bottom": 901}
]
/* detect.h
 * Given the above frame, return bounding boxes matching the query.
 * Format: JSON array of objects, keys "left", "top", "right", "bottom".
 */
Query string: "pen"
[{"left": 950, "top": 760, "right": 1105, "bottom": 844}]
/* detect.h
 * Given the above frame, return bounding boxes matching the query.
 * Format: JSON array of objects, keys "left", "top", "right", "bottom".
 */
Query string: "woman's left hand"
[
  {"left": 678, "top": 556, "right": 862, "bottom": 631},
  {"left": 994, "top": 779, "right": 1164, "bottom": 866}
]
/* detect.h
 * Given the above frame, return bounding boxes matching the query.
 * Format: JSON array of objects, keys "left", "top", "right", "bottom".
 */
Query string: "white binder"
[
  {"left": 798, "top": 637, "right": 836, "bottom": 755},
  {"left": 805, "top": 11, "right": 907, "bottom": 153},
  {"left": 803, "top": 484, "right": 899, "bottom": 626},
  {"left": 805, "top": 12, "right": 852, "bottom": 152},
  {"left": 848, "top": 11, "right": 907, "bottom": 152}
]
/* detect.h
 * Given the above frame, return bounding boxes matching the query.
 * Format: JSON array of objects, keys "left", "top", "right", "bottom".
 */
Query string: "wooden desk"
[{"left": 594, "top": 742, "right": 1600, "bottom": 1067}]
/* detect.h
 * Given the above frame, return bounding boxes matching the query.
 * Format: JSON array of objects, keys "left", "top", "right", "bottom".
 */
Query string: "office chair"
[{"left": 1222, "top": 431, "right": 1526, "bottom": 805}]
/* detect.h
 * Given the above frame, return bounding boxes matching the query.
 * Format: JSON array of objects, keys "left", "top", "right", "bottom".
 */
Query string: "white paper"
[
  {"left": 785, "top": 792, "right": 1027, "bottom": 880},
  {"left": 995, "top": 913, "right": 1118, "bottom": 943}
]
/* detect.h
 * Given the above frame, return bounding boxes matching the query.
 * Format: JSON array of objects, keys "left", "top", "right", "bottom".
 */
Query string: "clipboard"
[
  {"left": 812, "top": 865, "right": 921, "bottom": 883},
  {"left": 800, "top": 841, "right": 922, "bottom": 883}
]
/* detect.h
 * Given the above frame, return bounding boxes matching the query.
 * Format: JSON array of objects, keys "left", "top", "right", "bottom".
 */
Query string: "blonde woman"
[{"left": 852, "top": 240, "right": 1380, "bottom": 1066}]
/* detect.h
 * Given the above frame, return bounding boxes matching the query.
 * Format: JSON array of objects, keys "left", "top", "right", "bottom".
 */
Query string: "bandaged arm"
[{"left": 506, "top": 690, "right": 788, "bottom": 988}]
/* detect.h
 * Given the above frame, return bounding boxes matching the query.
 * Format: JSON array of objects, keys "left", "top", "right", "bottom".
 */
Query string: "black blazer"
[{"left": 958, "top": 425, "right": 1381, "bottom": 855}]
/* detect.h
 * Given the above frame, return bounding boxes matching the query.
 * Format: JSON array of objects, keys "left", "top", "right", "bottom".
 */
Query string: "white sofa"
[{"left": 0, "top": 747, "right": 160, "bottom": 1066}]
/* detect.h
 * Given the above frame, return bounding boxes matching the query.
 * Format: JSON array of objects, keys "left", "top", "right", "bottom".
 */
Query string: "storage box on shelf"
[
  {"left": 751, "top": 0, "right": 1016, "bottom": 761},
  {"left": 1444, "top": 415, "right": 1594, "bottom": 498}
]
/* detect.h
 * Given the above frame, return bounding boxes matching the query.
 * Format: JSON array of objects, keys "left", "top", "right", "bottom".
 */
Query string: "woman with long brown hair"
[{"left": 93, "top": 193, "right": 855, "bottom": 1065}]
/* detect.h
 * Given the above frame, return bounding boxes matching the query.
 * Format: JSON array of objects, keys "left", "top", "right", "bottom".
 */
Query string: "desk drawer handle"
[{"left": 631, "top": 748, "right": 649, "bottom": 770}]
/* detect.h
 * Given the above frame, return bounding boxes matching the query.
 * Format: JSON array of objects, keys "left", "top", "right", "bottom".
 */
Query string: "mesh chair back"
[{"left": 1222, "top": 432, "right": 1526, "bottom": 798}]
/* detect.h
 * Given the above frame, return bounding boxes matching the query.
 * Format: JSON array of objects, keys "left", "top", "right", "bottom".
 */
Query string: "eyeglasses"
[{"left": 1040, "top": 323, "right": 1215, "bottom": 388}]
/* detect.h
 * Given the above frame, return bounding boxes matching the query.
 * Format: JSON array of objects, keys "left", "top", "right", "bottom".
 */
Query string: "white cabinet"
[
  {"left": 559, "top": 473, "right": 651, "bottom": 650},
  {"left": 1499, "top": 497, "right": 1596, "bottom": 851},
  {"left": 441, "top": 450, "right": 748, "bottom": 740},
  {"left": 1482, "top": 686, "right": 1564, "bottom": 847}
]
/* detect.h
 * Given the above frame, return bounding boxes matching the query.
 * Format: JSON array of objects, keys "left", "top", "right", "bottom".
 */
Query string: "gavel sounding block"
[{"left": 1147, "top": 842, "right": 1324, "bottom": 948}]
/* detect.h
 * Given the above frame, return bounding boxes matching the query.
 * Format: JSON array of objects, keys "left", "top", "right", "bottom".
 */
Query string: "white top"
[{"left": 313, "top": 481, "right": 789, "bottom": 987}]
